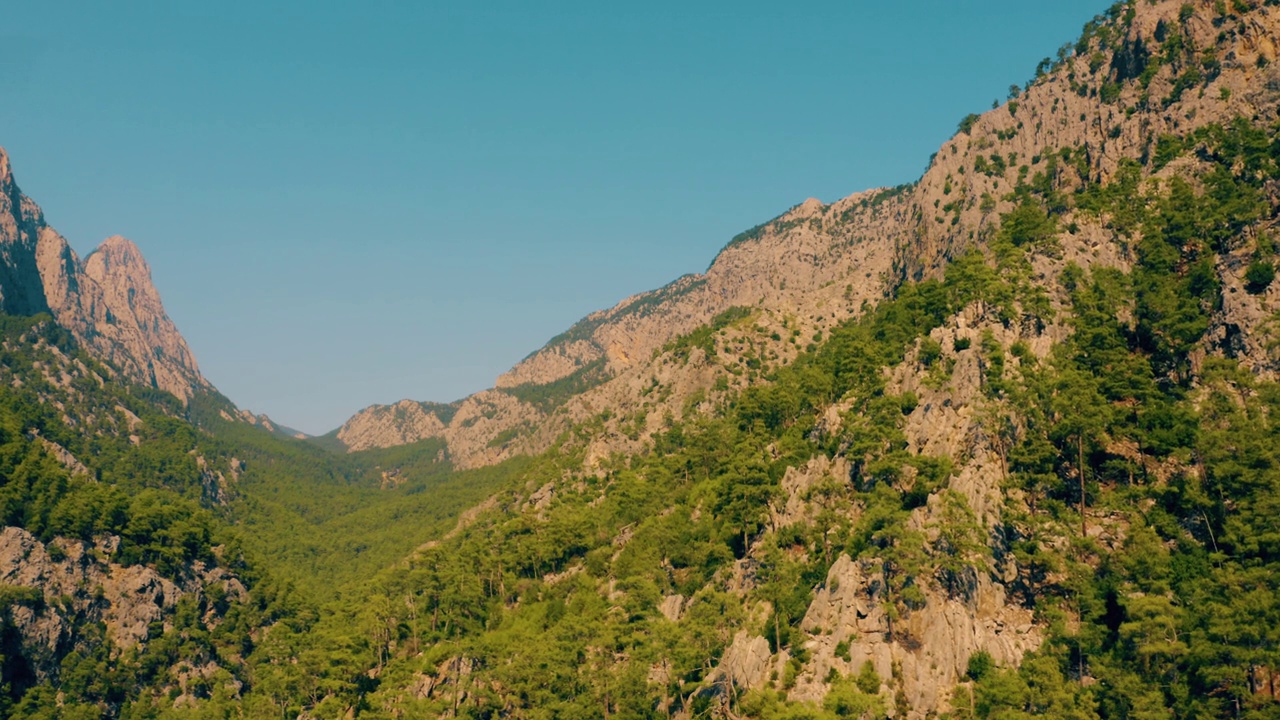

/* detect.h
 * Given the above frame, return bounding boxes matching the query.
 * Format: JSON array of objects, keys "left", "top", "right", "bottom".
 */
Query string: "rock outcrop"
[
  {"left": 0, "top": 148, "right": 207, "bottom": 401},
  {"left": 0, "top": 527, "right": 246, "bottom": 685},
  {"left": 789, "top": 555, "right": 1039, "bottom": 714},
  {"left": 0, "top": 151, "right": 51, "bottom": 317},
  {"left": 336, "top": 399, "right": 453, "bottom": 452}
]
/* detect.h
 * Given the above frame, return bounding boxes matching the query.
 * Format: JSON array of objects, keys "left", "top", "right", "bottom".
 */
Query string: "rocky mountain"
[
  {"left": 336, "top": 187, "right": 908, "bottom": 465},
  {"left": 321, "top": 1, "right": 1280, "bottom": 718},
  {"left": 337, "top": 0, "right": 1280, "bottom": 473},
  {"left": 0, "top": 309, "right": 270, "bottom": 716},
  {"left": 334, "top": 399, "right": 459, "bottom": 451},
  {"left": 5, "top": 1, "right": 1280, "bottom": 718},
  {"left": 0, "top": 149, "right": 207, "bottom": 401}
]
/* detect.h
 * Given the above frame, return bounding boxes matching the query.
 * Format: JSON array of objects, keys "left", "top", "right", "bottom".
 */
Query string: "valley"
[{"left": 2, "top": 1, "right": 1280, "bottom": 718}]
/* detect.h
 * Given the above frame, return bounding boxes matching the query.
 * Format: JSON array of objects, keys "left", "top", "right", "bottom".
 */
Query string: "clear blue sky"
[{"left": 0, "top": 1, "right": 1108, "bottom": 435}]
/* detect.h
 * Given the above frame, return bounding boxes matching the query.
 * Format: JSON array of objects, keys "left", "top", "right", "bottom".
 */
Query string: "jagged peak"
[
  {"left": 84, "top": 235, "right": 149, "bottom": 273},
  {"left": 95, "top": 234, "right": 145, "bottom": 256},
  {"left": 0, "top": 150, "right": 207, "bottom": 400}
]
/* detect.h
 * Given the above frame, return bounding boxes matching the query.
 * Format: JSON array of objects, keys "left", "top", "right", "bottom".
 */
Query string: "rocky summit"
[
  {"left": 0, "top": 149, "right": 207, "bottom": 401},
  {"left": 3, "top": 1, "right": 1280, "bottom": 718}
]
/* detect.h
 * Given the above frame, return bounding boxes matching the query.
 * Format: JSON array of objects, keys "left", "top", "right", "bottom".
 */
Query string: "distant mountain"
[{"left": 0, "top": 150, "right": 206, "bottom": 401}]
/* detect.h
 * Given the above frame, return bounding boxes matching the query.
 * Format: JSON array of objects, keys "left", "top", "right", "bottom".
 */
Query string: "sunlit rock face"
[{"left": 0, "top": 147, "right": 207, "bottom": 401}]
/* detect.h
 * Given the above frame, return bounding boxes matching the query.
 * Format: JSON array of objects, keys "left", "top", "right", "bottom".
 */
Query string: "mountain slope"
[
  {"left": 0, "top": 155, "right": 518, "bottom": 716},
  {"left": 5, "top": 1, "right": 1280, "bottom": 718},
  {"left": 0, "top": 316, "right": 265, "bottom": 716},
  {"left": 0, "top": 150, "right": 206, "bottom": 401},
  {"left": 334, "top": 0, "right": 1280, "bottom": 473},
  {"left": 294, "top": 1, "right": 1280, "bottom": 718}
]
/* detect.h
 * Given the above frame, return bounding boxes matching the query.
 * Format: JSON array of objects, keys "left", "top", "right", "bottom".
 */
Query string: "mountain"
[
  {"left": 5, "top": 0, "right": 1280, "bottom": 718},
  {"left": 0, "top": 150, "right": 532, "bottom": 717},
  {"left": 318, "top": 1, "right": 1280, "bottom": 717},
  {"left": 0, "top": 149, "right": 206, "bottom": 401},
  {"left": 333, "top": 190, "right": 906, "bottom": 466},
  {"left": 336, "top": 0, "right": 1280, "bottom": 474}
]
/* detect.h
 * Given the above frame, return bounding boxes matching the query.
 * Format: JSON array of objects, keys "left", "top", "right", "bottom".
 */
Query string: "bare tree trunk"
[
  {"left": 775, "top": 613, "right": 781, "bottom": 654},
  {"left": 1078, "top": 435, "right": 1087, "bottom": 540}
]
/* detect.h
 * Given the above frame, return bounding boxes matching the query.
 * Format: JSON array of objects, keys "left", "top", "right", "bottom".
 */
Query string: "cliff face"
[
  {"left": 0, "top": 527, "right": 246, "bottom": 690},
  {"left": 703, "top": 3, "right": 1280, "bottom": 713},
  {"left": 336, "top": 399, "right": 452, "bottom": 452},
  {"left": 0, "top": 149, "right": 206, "bottom": 401},
  {"left": 0, "top": 151, "right": 54, "bottom": 317},
  {"left": 336, "top": 189, "right": 907, "bottom": 465},
  {"left": 337, "top": 0, "right": 1280, "bottom": 469},
  {"left": 903, "top": 0, "right": 1280, "bottom": 283}
]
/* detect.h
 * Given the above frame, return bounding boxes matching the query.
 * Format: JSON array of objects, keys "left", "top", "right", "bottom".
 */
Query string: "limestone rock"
[
  {"left": 0, "top": 147, "right": 208, "bottom": 401},
  {"left": 788, "top": 555, "right": 1039, "bottom": 716},
  {"left": 30, "top": 432, "right": 91, "bottom": 478},
  {"left": 337, "top": 399, "right": 452, "bottom": 452},
  {"left": 713, "top": 631, "right": 780, "bottom": 691},
  {"left": 658, "top": 594, "right": 686, "bottom": 623},
  {"left": 333, "top": 0, "right": 1280, "bottom": 475},
  {"left": 0, "top": 527, "right": 246, "bottom": 684}
]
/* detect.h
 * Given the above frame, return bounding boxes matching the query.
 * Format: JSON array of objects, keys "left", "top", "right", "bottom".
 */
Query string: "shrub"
[
  {"left": 919, "top": 338, "right": 944, "bottom": 367},
  {"left": 967, "top": 650, "right": 995, "bottom": 681},
  {"left": 899, "top": 392, "right": 920, "bottom": 416},
  {"left": 1245, "top": 260, "right": 1275, "bottom": 294},
  {"left": 856, "top": 661, "right": 881, "bottom": 694},
  {"left": 999, "top": 199, "right": 1058, "bottom": 247},
  {"left": 835, "top": 639, "right": 852, "bottom": 662}
]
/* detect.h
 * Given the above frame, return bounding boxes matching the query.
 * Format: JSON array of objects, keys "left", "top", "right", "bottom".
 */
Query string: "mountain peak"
[
  {"left": 82, "top": 235, "right": 154, "bottom": 294},
  {"left": 0, "top": 153, "right": 208, "bottom": 401},
  {"left": 796, "top": 197, "right": 824, "bottom": 215},
  {"left": 89, "top": 235, "right": 147, "bottom": 265}
]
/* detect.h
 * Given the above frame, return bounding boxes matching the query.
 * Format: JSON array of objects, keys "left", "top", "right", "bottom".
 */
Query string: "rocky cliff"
[
  {"left": 0, "top": 148, "right": 207, "bottom": 401},
  {"left": 0, "top": 527, "right": 247, "bottom": 701},
  {"left": 336, "top": 0, "right": 1280, "bottom": 472},
  {"left": 336, "top": 189, "right": 907, "bottom": 465}
]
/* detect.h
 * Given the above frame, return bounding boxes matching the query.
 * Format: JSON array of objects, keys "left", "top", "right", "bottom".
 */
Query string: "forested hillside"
[
  {"left": 0, "top": 312, "right": 542, "bottom": 717},
  {"left": 3, "top": 0, "right": 1280, "bottom": 718}
]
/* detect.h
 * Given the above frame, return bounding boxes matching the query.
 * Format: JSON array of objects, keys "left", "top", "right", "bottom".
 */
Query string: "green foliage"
[
  {"left": 502, "top": 357, "right": 611, "bottom": 412},
  {"left": 1245, "top": 259, "right": 1275, "bottom": 294},
  {"left": 662, "top": 306, "right": 754, "bottom": 363},
  {"left": 967, "top": 651, "right": 995, "bottom": 682},
  {"left": 972, "top": 117, "right": 1280, "bottom": 718},
  {"left": 998, "top": 197, "right": 1058, "bottom": 248},
  {"left": 899, "top": 391, "right": 919, "bottom": 415}
]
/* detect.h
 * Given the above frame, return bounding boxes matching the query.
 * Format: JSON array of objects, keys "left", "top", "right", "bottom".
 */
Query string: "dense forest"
[{"left": 3, "top": 1, "right": 1280, "bottom": 718}]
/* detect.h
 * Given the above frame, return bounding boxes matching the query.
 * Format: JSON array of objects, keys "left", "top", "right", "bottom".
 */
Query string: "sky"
[{"left": 0, "top": 1, "right": 1110, "bottom": 435}]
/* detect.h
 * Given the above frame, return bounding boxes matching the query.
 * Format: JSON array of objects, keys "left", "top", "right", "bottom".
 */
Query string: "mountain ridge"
[
  {"left": 4, "top": 2, "right": 1280, "bottom": 716},
  {"left": 335, "top": 0, "right": 1280, "bottom": 469},
  {"left": 0, "top": 150, "right": 208, "bottom": 402}
]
